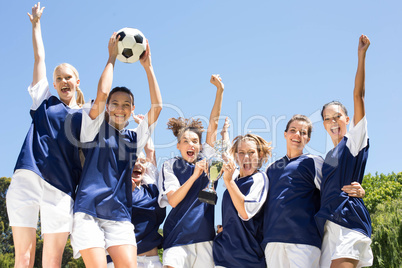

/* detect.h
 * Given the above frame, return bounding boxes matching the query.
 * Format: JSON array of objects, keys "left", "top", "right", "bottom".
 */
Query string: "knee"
[
  {"left": 42, "top": 257, "right": 63, "bottom": 268},
  {"left": 14, "top": 252, "right": 34, "bottom": 268}
]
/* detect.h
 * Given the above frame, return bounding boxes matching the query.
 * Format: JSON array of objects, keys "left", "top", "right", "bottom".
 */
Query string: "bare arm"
[
  {"left": 166, "top": 159, "right": 206, "bottom": 208},
  {"left": 28, "top": 2, "right": 46, "bottom": 85},
  {"left": 221, "top": 117, "right": 230, "bottom": 144},
  {"left": 140, "top": 42, "right": 163, "bottom": 127},
  {"left": 206, "top": 75, "right": 224, "bottom": 147},
  {"left": 89, "top": 33, "right": 118, "bottom": 120},
  {"left": 133, "top": 113, "right": 157, "bottom": 166},
  {"left": 353, "top": 35, "right": 370, "bottom": 124},
  {"left": 222, "top": 159, "right": 248, "bottom": 219}
]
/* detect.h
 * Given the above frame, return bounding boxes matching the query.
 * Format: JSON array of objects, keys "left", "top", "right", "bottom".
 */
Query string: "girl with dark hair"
[
  {"left": 71, "top": 37, "right": 162, "bottom": 268},
  {"left": 158, "top": 75, "right": 224, "bottom": 268}
]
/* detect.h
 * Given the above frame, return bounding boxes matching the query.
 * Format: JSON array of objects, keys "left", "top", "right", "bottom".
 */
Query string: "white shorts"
[
  {"left": 107, "top": 255, "right": 162, "bottom": 268},
  {"left": 163, "top": 241, "right": 213, "bottom": 268},
  {"left": 6, "top": 169, "right": 74, "bottom": 234},
  {"left": 70, "top": 212, "right": 136, "bottom": 259},
  {"left": 137, "top": 256, "right": 162, "bottom": 268},
  {"left": 320, "top": 220, "right": 373, "bottom": 268},
  {"left": 265, "top": 242, "right": 321, "bottom": 268}
]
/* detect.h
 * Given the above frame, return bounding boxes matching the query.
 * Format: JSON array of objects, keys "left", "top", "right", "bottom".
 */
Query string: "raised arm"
[
  {"left": 140, "top": 42, "right": 163, "bottom": 127},
  {"left": 221, "top": 117, "right": 231, "bottom": 162},
  {"left": 221, "top": 117, "right": 230, "bottom": 144},
  {"left": 133, "top": 113, "right": 156, "bottom": 166},
  {"left": 28, "top": 2, "right": 46, "bottom": 85},
  {"left": 89, "top": 32, "right": 119, "bottom": 120},
  {"left": 206, "top": 74, "right": 225, "bottom": 147},
  {"left": 353, "top": 34, "right": 370, "bottom": 124}
]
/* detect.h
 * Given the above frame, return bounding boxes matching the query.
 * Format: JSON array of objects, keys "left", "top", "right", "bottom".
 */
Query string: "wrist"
[
  {"left": 357, "top": 51, "right": 367, "bottom": 58},
  {"left": 143, "top": 64, "right": 153, "bottom": 72}
]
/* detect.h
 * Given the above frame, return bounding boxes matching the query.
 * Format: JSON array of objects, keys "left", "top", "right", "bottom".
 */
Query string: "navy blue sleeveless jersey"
[
  {"left": 159, "top": 157, "right": 216, "bottom": 250},
  {"left": 262, "top": 154, "right": 323, "bottom": 250},
  {"left": 14, "top": 79, "right": 82, "bottom": 198},
  {"left": 132, "top": 180, "right": 166, "bottom": 254},
  {"left": 315, "top": 117, "right": 371, "bottom": 238},
  {"left": 74, "top": 117, "right": 147, "bottom": 221},
  {"left": 213, "top": 171, "right": 267, "bottom": 268}
]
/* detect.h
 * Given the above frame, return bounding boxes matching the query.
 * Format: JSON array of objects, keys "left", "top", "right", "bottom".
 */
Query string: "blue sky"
[{"left": 1, "top": 1, "right": 401, "bottom": 225}]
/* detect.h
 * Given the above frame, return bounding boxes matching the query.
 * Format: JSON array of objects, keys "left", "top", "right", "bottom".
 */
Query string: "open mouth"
[
  {"left": 132, "top": 169, "right": 143, "bottom": 178},
  {"left": 291, "top": 139, "right": 301, "bottom": 143},
  {"left": 61, "top": 87, "right": 70, "bottom": 93},
  {"left": 187, "top": 150, "right": 195, "bottom": 157},
  {"left": 331, "top": 126, "right": 341, "bottom": 135},
  {"left": 243, "top": 163, "right": 252, "bottom": 170}
]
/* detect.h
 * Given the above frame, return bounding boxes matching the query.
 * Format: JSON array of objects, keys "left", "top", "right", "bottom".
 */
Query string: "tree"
[
  {"left": 362, "top": 172, "right": 402, "bottom": 268},
  {"left": 0, "top": 177, "right": 13, "bottom": 256},
  {"left": 370, "top": 198, "right": 402, "bottom": 268}
]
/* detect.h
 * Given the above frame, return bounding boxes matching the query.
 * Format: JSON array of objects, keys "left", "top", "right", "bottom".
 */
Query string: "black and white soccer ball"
[{"left": 116, "top": 28, "right": 147, "bottom": 63}]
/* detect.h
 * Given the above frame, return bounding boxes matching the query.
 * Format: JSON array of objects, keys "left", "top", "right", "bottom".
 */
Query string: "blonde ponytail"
[{"left": 76, "top": 87, "right": 85, "bottom": 107}]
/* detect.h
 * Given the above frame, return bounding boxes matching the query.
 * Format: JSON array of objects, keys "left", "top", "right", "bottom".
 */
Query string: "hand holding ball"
[{"left": 116, "top": 28, "right": 147, "bottom": 63}]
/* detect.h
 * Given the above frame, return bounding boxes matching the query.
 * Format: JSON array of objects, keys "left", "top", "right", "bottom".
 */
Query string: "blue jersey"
[
  {"left": 158, "top": 155, "right": 216, "bottom": 250},
  {"left": 315, "top": 116, "right": 371, "bottom": 238},
  {"left": 213, "top": 171, "right": 267, "bottom": 268},
  {"left": 132, "top": 167, "right": 166, "bottom": 254},
  {"left": 14, "top": 79, "right": 82, "bottom": 198},
  {"left": 74, "top": 109, "right": 152, "bottom": 221},
  {"left": 262, "top": 154, "right": 323, "bottom": 249}
]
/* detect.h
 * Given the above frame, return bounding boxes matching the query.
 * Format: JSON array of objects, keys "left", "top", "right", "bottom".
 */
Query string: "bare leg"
[
  {"left": 80, "top": 247, "right": 108, "bottom": 268},
  {"left": 331, "top": 258, "right": 359, "bottom": 268},
  {"left": 12, "top": 226, "right": 37, "bottom": 268},
  {"left": 41, "top": 232, "right": 69, "bottom": 268},
  {"left": 108, "top": 245, "right": 137, "bottom": 268}
]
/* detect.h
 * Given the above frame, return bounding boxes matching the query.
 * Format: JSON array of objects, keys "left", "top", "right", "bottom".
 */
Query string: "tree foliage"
[
  {"left": 362, "top": 172, "right": 402, "bottom": 268},
  {"left": 362, "top": 172, "right": 402, "bottom": 214}
]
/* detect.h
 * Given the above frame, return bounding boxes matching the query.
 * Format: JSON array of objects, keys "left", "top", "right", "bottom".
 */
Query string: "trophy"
[{"left": 198, "top": 139, "right": 229, "bottom": 205}]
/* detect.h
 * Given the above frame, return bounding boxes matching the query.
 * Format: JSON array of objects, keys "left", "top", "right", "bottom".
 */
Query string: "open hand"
[{"left": 28, "top": 2, "right": 45, "bottom": 23}]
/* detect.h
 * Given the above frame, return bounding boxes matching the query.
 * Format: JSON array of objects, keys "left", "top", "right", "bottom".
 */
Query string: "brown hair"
[
  {"left": 167, "top": 117, "right": 204, "bottom": 143},
  {"left": 321, "top": 101, "right": 348, "bottom": 119},
  {"left": 53, "top": 63, "right": 85, "bottom": 107},
  {"left": 229, "top": 133, "right": 272, "bottom": 169},
  {"left": 285, "top": 114, "right": 313, "bottom": 138}
]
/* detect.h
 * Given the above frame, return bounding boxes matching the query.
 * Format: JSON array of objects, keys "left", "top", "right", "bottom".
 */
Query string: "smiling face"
[
  {"left": 106, "top": 91, "right": 135, "bottom": 130},
  {"left": 322, "top": 104, "right": 350, "bottom": 146},
  {"left": 132, "top": 155, "right": 147, "bottom": 188},
  {"left": 53, "top": 65, "right": 80, "bottom": 106},
  {"left": 284, "top": 120, "right": 311, "bottom": 158},
  {"left": 235, "top": 139, "right": 260, "bottom": 177},
  {"left": 177, "top": 130, "right": 201, "bottom": 163}
]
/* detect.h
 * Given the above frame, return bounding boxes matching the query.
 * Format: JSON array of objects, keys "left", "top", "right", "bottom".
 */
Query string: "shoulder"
[{"left": 251, "top": 170, "right": 268, "bottom": 183}]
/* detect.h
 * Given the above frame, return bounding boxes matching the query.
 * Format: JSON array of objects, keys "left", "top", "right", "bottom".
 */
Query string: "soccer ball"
[{"left": 116, "top": 28, "right": 147, "bottom": 63}]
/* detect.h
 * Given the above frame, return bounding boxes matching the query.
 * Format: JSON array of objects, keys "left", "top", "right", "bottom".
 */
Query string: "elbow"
[
  {"left": 168, "top": 200, "right": 177, "bottom": 208},
  {"left": 353, "top": 91, "right": 365, "bottom": 102},
  {"left": 240, "top": 213, "right": 249, "bottom": 220},
  {"left": 34, "top": 55, "right": 45, "bottom": 64},
  {"left": 153, "top": 104, "right": 163, "bottom": 114}
]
